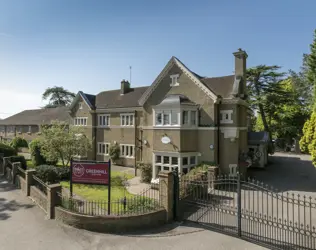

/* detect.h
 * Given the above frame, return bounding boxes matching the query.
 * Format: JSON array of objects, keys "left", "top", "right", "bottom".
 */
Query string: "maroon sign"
[{"left": 71, "top": 162, "right": 110, "bottom": 185}]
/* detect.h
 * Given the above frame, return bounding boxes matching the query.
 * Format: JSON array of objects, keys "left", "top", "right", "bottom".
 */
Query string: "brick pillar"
[
  {"left": 3, "top": 157, "right": 10, "bottom": 176},
  {"left": 0, "top": 153, "right": 4, "bottom": 175},
  {"left": 12, "top": 162, "right": 21, "bottom": 184},
  {"left": 208, "top": 166, "right": 219, "bottom": 192},
  {"left": 25, "top": 169, "right": 36, "bottom": 196},
  {"left": 158, "top": 171, "right": 174, "bottom": 222},
  {"left": 47, "top": 184, "right": 62, "bottom": 219}
]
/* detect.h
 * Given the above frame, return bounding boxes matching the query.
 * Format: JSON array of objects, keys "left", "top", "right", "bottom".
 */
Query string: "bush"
[
  {"left": 9, "top": 137, "right": 28, "bottom": 150},
  {"left": 109, "top": 144, "right": 120, "bottom": 163},
  {"left": 0, "top": 143, "right": 17, "bottom": 157},
  {"left": 137, "top": 162, "right": 152, "bottom": 183},
  {"left": 29, "top": 139, "right": 46, "bottom": 166},
  {"left": 56, "top": 166, "right": 70, "bottom": 181},
  {"left": 10, "top": 156, "right": 27, "bottom": 170},
  {"left": 34, "top": 165, "right": 60, "bottom": 184},
  {"left": 126, "top": 197, "right": 158, "bottom": 213}
]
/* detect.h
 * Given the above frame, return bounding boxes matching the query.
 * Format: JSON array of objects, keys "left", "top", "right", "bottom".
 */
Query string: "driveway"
[{"left": 0, "top": 176, "right": 265, "bottom": 250}]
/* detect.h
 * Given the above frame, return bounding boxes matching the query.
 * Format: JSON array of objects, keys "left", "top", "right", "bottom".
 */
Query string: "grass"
[
  {"left": 60, "top": 171, "right": 135, "bottom": 201},
  {"left": 26, "top": 160, "right": 35, "bottom": 169}
]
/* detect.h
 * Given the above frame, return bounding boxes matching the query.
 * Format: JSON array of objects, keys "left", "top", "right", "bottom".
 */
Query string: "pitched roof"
[
  {"left": 200, "top": 75, "right": 235, "bottom": 98},
  {"left": 96, "top": 86, "right": 148, "bottom": 109},
  {"left": 0, "top": 106, "right": 71, "bottom": 126}
]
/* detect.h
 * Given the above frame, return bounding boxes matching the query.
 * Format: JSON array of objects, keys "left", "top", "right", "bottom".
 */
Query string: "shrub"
[
  {"left": 109, "top": 144, "right": 120, "bottom": 163},
  {"left": 0, "top": 143, "right": 17, "bottom": 157},
  {"left": 34, "top": 165, "right": 60, "bottom": 184},
  {"left": 29, "top": 139, "right": 46, "bottom": 166},
  {"left": 56, "top": 166, "right": 70, "bottom": 181},
  {"left": 126, "top": 197, "right": 158, "bottom": 213},
  {"left": 10, "top": 155, "right": 27, "bottom": 170},
  {"left": 137, "top": 162, "right": 152, "bottom": 183},
  {"left": 9, "top": 137, "right": 28, "bottom": 150},
  {"left": 300, "top": 112, "right": 316, "bottom": 166}
]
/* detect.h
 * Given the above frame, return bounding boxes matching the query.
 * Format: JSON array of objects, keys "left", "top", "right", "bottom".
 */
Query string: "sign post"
[{"left": 70, "top": 159, "right": 111, "bottom": 214}]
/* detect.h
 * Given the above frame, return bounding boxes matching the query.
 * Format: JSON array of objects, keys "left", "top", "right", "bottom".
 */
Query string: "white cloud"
[{"left": 0, "top": 90, "right": 45, "bottom": 119}]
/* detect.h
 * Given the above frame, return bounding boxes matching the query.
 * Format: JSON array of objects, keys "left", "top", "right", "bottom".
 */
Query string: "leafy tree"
[
  {"left": 42, "top": 86, "right": 75, "bottom": 108},
  {"left": 306, "top": 29, "right": 316, "bottom": 108},
  {"left": 299, "top": 112, "right": 316, "bottom": 165},
  {"left": 39, "top": 121, "right": 91, "bottom": 167},
  {"left": 247, "top": 65, "right": 287, "bottom": 137}
]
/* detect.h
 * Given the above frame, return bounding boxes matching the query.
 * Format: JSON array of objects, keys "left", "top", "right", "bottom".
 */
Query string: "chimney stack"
[
  {"left": 233, "top": 48, "right": 248, "bottom": 96},
  {"left": 120, "top": 79, "right": 130, "bottom": 95}
]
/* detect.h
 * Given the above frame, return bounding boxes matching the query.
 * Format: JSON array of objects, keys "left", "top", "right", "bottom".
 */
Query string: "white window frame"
[
  {"left": 120, "top": 144, "right": 135, "bottom": 158},
  {"left": 120, "top": 114, "right": 134, "bottom": 127},
  {"left": 28, "top": 126, "right": 32, "bottom": 133},
  {"left": 152, "top": 152, "right": 199, "bottom": 179},
  {"left": 220, "top": 110, "right": 233, "bottom": 124},
  {"left": 98, "top": 114, "right": 110, "bottom": 127},
  {"left": 79, "top": 103, "right": 83, "bottom": 109},
  {"left": 170, "top": 74, "right": 180, "bottom": 86},
  {"left": 97, "top": 142, "right": 110, "bottom": 155},
  {"left": 153, "top": 107, "right": 198, "bottom": 128},
  {"left": 74, "top": 117, "right": 88, "bottom": 126}
]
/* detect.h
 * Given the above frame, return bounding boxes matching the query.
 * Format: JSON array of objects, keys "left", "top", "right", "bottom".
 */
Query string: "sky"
[{"left": 0, "top": 0, "right": 315, "bottom": 119}]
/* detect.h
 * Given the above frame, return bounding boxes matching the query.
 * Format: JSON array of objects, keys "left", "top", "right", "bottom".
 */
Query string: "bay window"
[{"left": 154, "top": 109, "right": 198, "bottom": 127}]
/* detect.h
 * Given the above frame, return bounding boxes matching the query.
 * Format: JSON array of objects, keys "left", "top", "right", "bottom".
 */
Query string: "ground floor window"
[
  {"left": 152, "top": 152, "right": 199, "bottom": 179},
  {"left": 120, "top": 144, "right": 135, "bottom": 158},
  {"left": 97, "top": 142, "right": 110, "bottom": 155}
]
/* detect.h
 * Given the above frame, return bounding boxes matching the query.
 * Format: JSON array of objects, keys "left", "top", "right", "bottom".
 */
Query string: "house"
[
  {"left": 68, "top": 49, "right": 250, "bottom": 181},
  {"left": 0, "top": 106, "right": 72, "bottom": 143}
]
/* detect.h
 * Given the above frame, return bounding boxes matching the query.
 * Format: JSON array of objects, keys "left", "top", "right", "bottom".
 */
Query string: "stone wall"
[
  {"left": 30, "top": 186, "right": 48, "bottom": 213},
  {"left": 55, "top": 207, "right": 166, "bottom": 233}
]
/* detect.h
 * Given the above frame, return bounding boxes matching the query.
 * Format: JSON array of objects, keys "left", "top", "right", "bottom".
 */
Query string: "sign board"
[
  {"left": 161, "top": 136, "right": 171, "bottom": 144},
  {"left": 71, "top": 162, "right": 110, "bottom": 185},
  {"left": 70, "top": 159, "right": 112, "bottom": 214}
]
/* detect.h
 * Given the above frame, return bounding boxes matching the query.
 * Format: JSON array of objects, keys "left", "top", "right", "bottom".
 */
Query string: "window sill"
[
  {"left": 97, "top": 153, "right": 109, "bottom": 156},
  {"left": 220, "top": 120, "right": 233, "bottom": 124},
  {"left": 120, "top": 156, "right": 135, "bottom": 159}
]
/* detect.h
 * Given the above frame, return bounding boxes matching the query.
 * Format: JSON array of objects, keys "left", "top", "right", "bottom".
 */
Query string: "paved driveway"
[{"left": 0, "top": 177, "right": 265, "bottom": 250}]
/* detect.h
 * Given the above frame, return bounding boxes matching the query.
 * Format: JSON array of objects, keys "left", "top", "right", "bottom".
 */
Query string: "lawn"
[{"left": 60, "top": 171, "right": 135, "bottom": 201}]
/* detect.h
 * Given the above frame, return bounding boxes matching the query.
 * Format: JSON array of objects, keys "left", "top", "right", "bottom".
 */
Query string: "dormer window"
[
  {"left": 170, "top": 74, "right": 179, "bottom": 86},
  {"left": 220, "top": 110, "right": 233, "bottom": 124}
]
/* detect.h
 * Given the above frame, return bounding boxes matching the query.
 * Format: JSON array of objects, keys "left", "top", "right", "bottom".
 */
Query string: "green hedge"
[
  {"left": 0, "top": 143, "right": 17, "bottom": 157},
  {"left": 9, "top": 137, "right": 28, "bottom": 150},
  {"left": 29, "top": 139, "right": 46, "bottom": 166},
  {"left": 34, "top": 165, "right": 70, "bottom": 184}
]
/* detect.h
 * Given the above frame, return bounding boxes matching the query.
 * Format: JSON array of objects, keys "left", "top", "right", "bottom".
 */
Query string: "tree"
[
  {"left": 42, "top": 86, "right": 75, "bottom": 108},
  {"left": 39, "top": 121, "right": 91, "bottom": 167},
  {"left": 307, "top": 29, "right": 316, "bottom": 108},
  {"left": 246, "top": 65, "right": 287, "bottom": 137},
  {"left": 299, "top": 113, "right": 316, "bottom": 166}
]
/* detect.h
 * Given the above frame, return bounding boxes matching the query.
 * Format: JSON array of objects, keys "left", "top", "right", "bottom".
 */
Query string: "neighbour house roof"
[
  {"left": 0, "top": 106, "right": 72, "bottom": 126},
  {"left": 248, "top": 131, "right": 270, "bottom": 145}
]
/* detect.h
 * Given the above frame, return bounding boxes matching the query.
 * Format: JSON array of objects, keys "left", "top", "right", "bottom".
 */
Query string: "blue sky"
[{"left": 0, "top": 0, "right": 315, "bottom": 118}]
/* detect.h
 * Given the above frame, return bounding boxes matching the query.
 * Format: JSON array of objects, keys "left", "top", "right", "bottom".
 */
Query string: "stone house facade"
[{"left": 68, "top": 49, "right": 250, "bottom": 181}]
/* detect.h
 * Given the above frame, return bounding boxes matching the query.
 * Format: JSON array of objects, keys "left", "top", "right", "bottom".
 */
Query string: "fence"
[
  {"left": 59, "top": 186, "right": 162, "bottom": 216},
  {"left": 32, "top": 175, "right": 48, "bottom": 195},
  {"left": 177, "top": 171, "right": 316, "bottom": 250}
]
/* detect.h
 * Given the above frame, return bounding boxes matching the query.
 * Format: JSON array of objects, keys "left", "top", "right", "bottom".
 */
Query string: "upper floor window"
[
  {"left": 79, "top": 103, "right": 83, "bottom": 109},
  {"left": 182, "top": 110, "right": 197, "bottom": 126},
  {"left": 120, "top": 144, "right": 135, "bottom": 158},
  {"left": 121, "top": 114, "right": 134, "bottom": 126},
  {"left": 98, "top": 114, "right": 110, "bottom": 127},
  {"left": 220, "top": 110, "right": 233, "bottom": 124},
  {"left": 170, "top": 74, "right": 180, "bottom": 86},
  {"left": 74, "top": 117, "right": 88, "bottom": 126},
  {"left": 155, "top": 110, "right": 179, "bottom": 126},
  {"left": 28, "top": 126, "right": 32, "bottom": 133}
]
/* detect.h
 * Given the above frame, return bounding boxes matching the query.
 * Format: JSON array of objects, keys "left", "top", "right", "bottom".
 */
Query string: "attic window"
[
  {"left": 79, "top": 103, "right": 83, "bottom": 109},
  {"left": 220, "top": 110, "right": 233, "bottom": 124},
  {"left": 170, "top": 74, "right": 179, "bottom": 86}
]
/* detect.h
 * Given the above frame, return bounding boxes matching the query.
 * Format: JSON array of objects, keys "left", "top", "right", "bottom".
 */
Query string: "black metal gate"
[{"left": 175, "top": 171, "right": 316, "bottom": 250}]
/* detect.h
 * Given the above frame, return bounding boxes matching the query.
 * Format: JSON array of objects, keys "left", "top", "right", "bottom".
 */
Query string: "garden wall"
[
  {"left": 17, "top": 176, "right": 27, "bottom": 194},
  {"left": 55, "top": 206, "right": 167, "bottom": 233},
  {"left": 30, "top": 186, "right": 48, "bottom": 213}
]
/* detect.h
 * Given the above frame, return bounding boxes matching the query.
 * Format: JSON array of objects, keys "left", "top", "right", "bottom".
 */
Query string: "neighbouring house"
[
  {"left": 0, "top": 106, "right": 71, "bottom": 143},
  {"left": 68, "top": 49, "right": 250, "bottom": 182}
]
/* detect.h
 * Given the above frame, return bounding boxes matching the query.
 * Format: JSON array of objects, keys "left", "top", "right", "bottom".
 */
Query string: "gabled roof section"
[
  {"left": 138, "top": 57, "right": 219, "bottom": 106},
  {"left": 200, "top": 75, "right": 235, "bottom": 98},
  {"left": 0, "top": 106, "right": 71, "bottom": 126},
  {"left": 69, "top": 91, "right": 96, "bottom": 111}
]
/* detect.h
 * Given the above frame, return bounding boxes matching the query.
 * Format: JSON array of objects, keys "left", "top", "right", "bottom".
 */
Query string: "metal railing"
[
  {"left": 32, "top": 175, "right": 48, "bottom": 195},
  {"left": 59, "top": 186, "right": 162, "bottom": 216}
]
